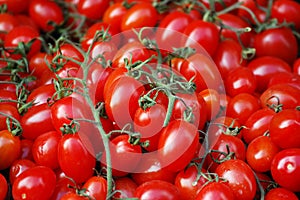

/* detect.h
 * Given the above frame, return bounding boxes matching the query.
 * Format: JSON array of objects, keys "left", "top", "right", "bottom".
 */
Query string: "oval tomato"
[
  {"left": 77, "top": 0, "right": 110, "bottom": 20},
  {"left": 195, "top": 181, "right": 235, "bottom": 200},
  {"left": 9, "top": 159, "right": 36, "bottom": 184},
  {"left": 82, "top": 176, "right": 107, "bottom": 199}
]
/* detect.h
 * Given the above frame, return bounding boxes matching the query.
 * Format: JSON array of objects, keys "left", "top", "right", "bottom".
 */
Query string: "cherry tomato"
[
  {"left": 82, "top": 176, "right": 107, "bottom": 199},
  {"left": 0, "top": 104, "right": 20, "bottom": 131},
  {"left": 0, "top": 0, "right": 29, "bottom": 13},
  {"left": 0, "top": 130, "right": 21, "bottom": 170},
  {"left": 268, "top": 71, "right": 300, "bottom": 90},
  {"left": 271, "top": 148, "right": 300, "bottom": 192},
  {"left": 0, "top": 13, "right": 19, "bottom": 41},
  {"left": 121, "top": 3, "right": 158, "bottom": 31},
  {"left": 9, "top": 159, "right": 36, "bottom": 184},
  {"left": 253, "top": 27, "right": 298, "bottom": 65},
  {"left": 195, "top": 181, "right": 235, "bottom": 200},
  {"left": 265, "top": 187, "right": 299, "bottom": 200},
  {"left": 246, "top": 135, "right": 281, "bottom": 172},
  {"left": 58, "top": 133, "right": 96, "bottom": 183},
  {"left": 113, "top": 177, "right": 137, "bottom": 199},
  {"left": 134, "top": 180, "right": 181, "bottom": 200},
  {"left": 269, "top": 109, "right": 300, "bottom": 149},
  {"left": 103, "top": 3, "right": 127, "bottom": 32},
  {"left": 0, "top": 173, "right": 8, "bottom": 200},
  {"left": 26, "top": 84, "right": 56, "bottom": 106},
  {"left": 199, "top": 89, "right": 220, "bottom": 120},
  {"left": 12, "top": 166, "right": 56, "bottom": 200},
  {"left": 215, "top": 159, "right": 257, "bottom": 200},
  {"left": 158, "top": 120, "right": 199, "bottom": 172},
  {"left": 28, "top": 52, "right": 53, "bottom": 78},
  {"left": 29, "top": 0, "right": 64, "bottom": 31}
]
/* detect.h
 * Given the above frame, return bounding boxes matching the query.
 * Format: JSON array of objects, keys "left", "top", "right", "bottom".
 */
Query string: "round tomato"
[
  {"left": 82, "top": 176, "right": 107, "bottom": 199},
  {"left": 195, "top": 181, "right": 235, "bottom": 200},
  {"left": 103, "top": 3, "right": 127, "bottom": 32},
  {"left": 113, "top": 177, "right": 137, "bottom": 199},
  {"left": 9, "top": 159, "right": 36, "bottom": 184},
  {"left": 265, "top": 187, "right": 299, "bottom": 200},
  {"left": 0, "top": 173, "right": 8, "bottom": 200},
  {"left": 77, "top": 0, "right": 110, "bottom": 20},
  {"left": 12, "top": 166, "right": 56, "bottom": 200}
]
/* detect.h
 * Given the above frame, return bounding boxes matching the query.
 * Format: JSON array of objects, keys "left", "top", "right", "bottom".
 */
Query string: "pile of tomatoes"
[{"left": 0, "top": 0, "right": 300, "bottom": 199}]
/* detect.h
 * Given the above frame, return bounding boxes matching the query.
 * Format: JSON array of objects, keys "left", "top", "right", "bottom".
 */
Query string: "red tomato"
[
  {"left": 0, "top": 0, "right": 29, "bottom": 13},
  {"left": 253, "top": 27, "right": 298, "bottom": 65},
  {"left": 32, "top": 131, "right": 61, "bottom": 169},
  {"left": 82, "top": 176, "right": 107, "bottom": 199},
  {"left": 121, "top": 3, "right": 157, "bottom": 31},
  {"left": 158, "top": 120, "right": 199, "bottom": 172},
  {"left": 271, "top": 0, "right": 300, "bottom": 30},
  {"left": 226, "top": 93, "right": 261, "bottom": 125},
  {"left": 26, "top": 84, "right": 56, "bottom": 106},
  {"left": 182, "top": 20, "right": 219, "bottom": 56},
  {"left": 12, "top": 166, "right": 56, "bottom": 200},
  {"left": 265, "top": 187, "right": 299, "bottom": 200},
  {"left": 21, "top": 103, "right": 55, "bottom": 140},
  {"left": 247, "top": 56, "right": 291, "bottom": 93},
  {"left": 215, "top": 159, "right": 257, "bottom": 200},
  {"left": 28, "top": 52, "right": 53, "bottom": 78},
  {"left": 0, "top": 104, "right": 20, "bottom": 131},
  {"left": 293, "top": 58, "right": 300, "bottom": 75},
  {"left": 134, "top": 180, "right": 181, "bottom": 200},
  {"left": 201, "top": 0, "right": 237, "bottom": 11},
  {"left": 50, "top": 177, "right": 77, "bottom": 200},
  {"left": 213, "top": 39, "right": 247, "bottom": 79},
  {"left": 271, "top": 148, "right": 300, "bottom": 192},
  {"left": 103, "top": 3, "right": 127, "bottom": 32},
  {"left": 20, "top": 139, "right": 34, "bottom": 160},
  {"left": 195, "top": 181, "right": 235, "bottom": 200},
  {"left": 9, "top": 159, "right": 36, "bottom": 184},
  {"left": 0, "top": 173, "right": 8, "bottom": 200},
  {"left": 225, "top": 67, "right": 257, "bottom": 97},
  {"left": 0, "top": 13, "right": 19, "bottom": 41},
  {"left": 29, "top": 0, "right": 64, "bottom": 31},
  {"left": 4, "top": 25, "right": 41, "bottom": 59},
  {"left": 0, "top": 130, "right": 21, "bottom": 170},
  {"left": 269, "top": 109, "right": 300, "bottom": 149},
  {"left": 260, "top": 84, "right": 300, "bottom": 110},
  {"left": 268, "top": 71, "right": 300, "bottom": 90},
  {"left": 175, "top": 165, "right": 208, "bottom": 200},
  {"left": 58, "top": 133, "right": 96, "bottom": 183},
  {"left": 199, "top": 89, "right": 220, "bottom": 120},
  {"left": 113, "top": 177, "right": 137, "bottom": 199},
  {"left": 242, "top": 108, "right": 276, "bottom": 144},
  {"left": 77, "top": 0, "right": 110, "bottom": 20},
  {"left": 246, "top": 135, "right": 281, "bottom": 172}
]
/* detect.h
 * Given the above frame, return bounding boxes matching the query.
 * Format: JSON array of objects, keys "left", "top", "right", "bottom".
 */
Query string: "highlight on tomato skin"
[{"left": 0, "top": 0, "right": 299, "bottom": 199}]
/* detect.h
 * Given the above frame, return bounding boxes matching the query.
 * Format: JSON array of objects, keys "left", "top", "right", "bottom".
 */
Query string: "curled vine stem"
[{"left": 0, "top": 112, "right": 22, "bottom": 136}]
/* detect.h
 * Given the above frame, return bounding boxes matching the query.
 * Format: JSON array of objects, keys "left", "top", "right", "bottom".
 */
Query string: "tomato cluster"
[{"left": 0, "top": 0, "right": 300, "bottom": 199}]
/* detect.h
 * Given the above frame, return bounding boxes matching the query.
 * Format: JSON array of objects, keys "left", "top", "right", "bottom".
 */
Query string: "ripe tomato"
[
  {"left": 32, "top": 131, "right": 61, "bottom": 169},
  {"left": 0, "top": 0, "right": 29, "bottom": 13},
  {"left": 158, "top": 120, "right": 199, "bottom": 172},
  {"left": 121, "top": 3, "right": 158, "bottom": 31},
  {"left": 195, "top": 181, "right": 235, "bottom": 200},
  {"left": 199, "top": 89, "right": 220, "bottom": 120},
  {"left": 50, "top": 177, "right": 77, "bottom": 200},
  {"left": 226, "top": 93, "right": 261, "bottom": 125},
  {"left": 268, "top": 72, "right": 300, "bottom": 90},
  {"left": 12, "top": 166, "right": 56, "bottom": 200},
  {"left": 134, "top": 180, "right": 181, "bottom": 200},
  {"left": 247, "top": 56, "right": 291, "bottom": 93},
  {"left": 26, "top": 84, "right": 56, "bottom": 106},
  {"left": 0, "top": 130, "right": 21, "bottom": 170},
  {"left": 242, "top": 108, "right": 276, "bottom": 144},
  {"left": 28, "top": 52, "right": 53, "bottom": 78},
  {"left": 271, "top": 148, "right": 300, "bottom": 192},
  {"left": 253, "top": 27, "right": 298, "bottom": 64},
  {"left": 265, "top": 187, "right": 299, "bottom": 200},
  {"left": 9, "top": 159, "right": 36, "bottom": 184},
  {"left": 58, "top": 133, "right": 96, "bottom": 183},
  {"left": 29, "top": 0, "right": 64, "bottom": 31},
  {"left": 20, "top": 139, "right": 34, "bottom": 160},
  {"left": 113, "top": 177, "right": 137, "bottom": 199},
  {"left": 21, "top": 103, "right": 55, "bottom": 140},
  {"left": 0, "top": 173, "right": 8, "bottom": 200},
  {"left": 269, "top": 109, "right": 300, "bottom": 149},
  {"left": 175, "top": 165, "right": 208, "bottom": 200},
  {"left": 82, "top": 176, "right": 107, "bottom": 199},
  {"left": 77, "top": 0, "right": 110, "bottom": 20},
  {"left": 0, "top": 104, "right": 20, "bottom": 131},
  {"left": 0, "top": 13, "right": 19, "bottom": 41},
  {"left": 4, "top": 25, "right": 41, "bottom": 59},
  {"left": 246, "top": 135, "right": 281, "bottom": 172},
  {"left": 260, "top": 84, "right": 300, "bottom": 110},
  {"left": 103, "top": 3, "right": 127, "bottom": 32},
  {"left": 215, "top": 159, "right": 257, "bottom": 200}
]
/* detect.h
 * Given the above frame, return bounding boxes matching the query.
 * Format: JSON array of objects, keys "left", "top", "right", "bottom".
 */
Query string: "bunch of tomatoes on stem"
[{"left": 0, "top": 0, "right": 300, "bottom": 199}]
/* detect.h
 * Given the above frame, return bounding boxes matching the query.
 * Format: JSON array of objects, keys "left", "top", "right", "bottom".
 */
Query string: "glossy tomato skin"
[
  {"left": 0, "top": 104, "right": 20, "bottom": 131},
  {"left": 103, "top": 3, "right": 127, "bottom": 32},
  {"left": 195, "top": 181, "right": 235, "bottom": 200},
  {"left": 121, "top": 3, "right": 157, "bottom": 31},
  {"left": 26, "top": 84, "right": 56, "bottom": 106},
  {"left": 246, "top": 135, "right": 281, "bottom": 172},
  {"left": 29, "top": 0, "right": 64, "bottom": 31},
  {"left": 58, "top": 133, "right": 96, "bottom": 183},
  {"left": 175, "top": 165, "right": 207, "bottom": 200},
  {"left": 242, "top": 108, "right": 276, "bottom": 144},
  {"left": 0, "top": 130, "right": 21, "bottom": 170},
  {"left": 134, "top": 180, "right": 181, "bottom": 200},
  {"left": 226, "top": 93, "right": 261, "bottom": 125},
  {"left": 0, "top": 173, "right": 8, "bottom": 200},
  {"left": 12, "top": 166, "right": 56, "bottom": 200},
  {"left": 82, "top": 176, "right": 107, "bottom": 199},
  {"left": 265, "top": 187, "right": 299, "bottom": 200},
  {"left": 9, "top": 159, "right": 36, "bottom": 185},
  {"left": 247, "top": 56, "right": 291, "bottom": 93},
  {"left": 32, "top": 131, "right": 61, "bottom": 169},
  {"left": 158, "top": 120, "right": 199, "bottom": 172},
  {"left": 0, "top": 0, "right": 29, "bottom": 13},
  {"left": 0, "top": 13, "right": 19, "bottom": 41},
  {"left": 215, "top": 159, "right": 257, "bottom": 200},
  {"left": 269, "top": 109, "right": 300, "bottom": 149},
  {"left": 77, "top": 0, "right": 110, "bottom": 20},
  {"left": 260, "top": 84, "right": 300, "bottom": 110},
  {"left": 271, "top": 148, "right": 300, "bottom": 192},
  {"left": 113, "top": 177, "right": 137, "bottom": 199},
  {"left": 21, "top": 103, "right": 55, "bottom": 140},
  {"left": 268, "top": 72, "right": 300, "bottom": 90},
  {"left": 253, "top": 27, "right": 298, "bottom": 65},
  {"left": 28, "top": 52, "right": 53, "bottom": 78}
]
